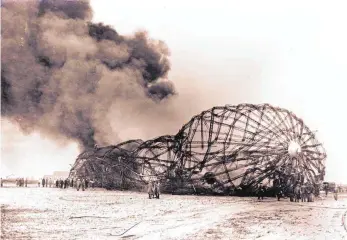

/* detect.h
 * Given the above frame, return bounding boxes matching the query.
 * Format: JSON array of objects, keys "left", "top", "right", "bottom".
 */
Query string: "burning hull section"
[{"left": 69, "top": 104, "right": 327, "bottom": 195}]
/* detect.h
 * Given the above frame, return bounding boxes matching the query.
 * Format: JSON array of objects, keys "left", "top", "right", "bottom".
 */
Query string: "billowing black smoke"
[{"left": 1, "top": 0, "right": 175, "bottom": 150}]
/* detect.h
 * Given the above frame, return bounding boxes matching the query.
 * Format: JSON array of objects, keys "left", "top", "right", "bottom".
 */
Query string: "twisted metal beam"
[{"left": 70, "top": 104, "right": 327, "bottom": 194}]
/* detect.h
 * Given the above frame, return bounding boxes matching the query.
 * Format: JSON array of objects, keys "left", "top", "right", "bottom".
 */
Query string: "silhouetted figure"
[
  {"left": 154, "top": 181, "right": 160, "bottom": 198},
  {"left": 42, "top": 178, "right": 45, "bottom": 188},
  {"left": 333, "top": 186, "right": 338, "bottom": 200},
  {"left": 323, "top": 183, "right": 329, "bottom": 196},
  {"left": 257, "top": 183, "right": 266, "bottom": 200},
  {"left": 85, "top": 179, "right": 89, "bottom": 189},
  {"left": 60, "top": 179, "right": 64, "bottom": 188},
  {"left": 70, "top": 179, "right": 74, "bottom": 187},
  {"left": 81, "top": 179, "right": 86, "bottom": 191},
  {"left": 148, "top": 181, "right": 155, "bottom": 199},
  {"left": 25, "top": 178, "right": 28, "bottom": 187},
  {"left": 0, "top": 178, "right": 3, "bottom": 187}
]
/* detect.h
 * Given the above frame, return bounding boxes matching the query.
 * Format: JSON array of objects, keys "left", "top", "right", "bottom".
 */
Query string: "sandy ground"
[{"left": 0, "top": 185, "right": 346, "bottom": 240}]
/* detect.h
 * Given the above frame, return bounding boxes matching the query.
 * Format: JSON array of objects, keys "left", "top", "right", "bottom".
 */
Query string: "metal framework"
[
  {"left": 69, "top": 139, "right": 144, "bottom": 189},
  {"left": 70, "top": 104, "right": 327, "bottom": 194}
]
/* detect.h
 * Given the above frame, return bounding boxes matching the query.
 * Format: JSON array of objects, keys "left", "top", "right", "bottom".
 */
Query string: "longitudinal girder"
[{"left": 70, "top": 104, "right": 327, "bottom": 194}]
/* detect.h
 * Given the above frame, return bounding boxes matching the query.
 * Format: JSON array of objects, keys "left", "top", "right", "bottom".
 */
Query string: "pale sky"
[{"left": 1, "top": 0, "right": 347, "bottom": 183}]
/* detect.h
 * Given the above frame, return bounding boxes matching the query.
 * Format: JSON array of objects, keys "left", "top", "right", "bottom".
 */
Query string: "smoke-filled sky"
[{"left": 1, "top": 0, "right": 347, "bottom": 183}]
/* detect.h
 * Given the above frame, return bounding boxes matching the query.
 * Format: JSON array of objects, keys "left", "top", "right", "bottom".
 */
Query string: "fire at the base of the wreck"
[
  {"left": 2, "top": 103, "right": 346, "bottom": 239},
  {"left": 69, "top": 104, "right": 328, "bottom": 200}
]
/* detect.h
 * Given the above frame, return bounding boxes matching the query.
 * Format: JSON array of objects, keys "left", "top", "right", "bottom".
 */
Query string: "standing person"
[
  {"left": 85, "top": 179, "right": 89, "bottom": 189},
  {"left": 333, "top": 186, "right": 338, "bottom": 200},
  {"left": 155, "top": 181, "right": 160, "bottom": 199},
  {"left": 25, "top": 178, "right": 28, "bottom": 187},
  {"left": 81, "top": 178, "right": 86, "bottom": 191},
  {"left": 323, "top": 183, "right": 329, "bottom": 196},
  {"left": 55, "top": 179, "right": 59, "bottom": 188},
  {"left": 257, "top": 183, "right": 266, "bottom": 201},
  {"left": 70, "top": 178, "right": 74, "bottom": 188},
  {"left": 42, "top": 178, "right": 45, "bottom": 188},
  {"left": 76, "top": 178, "right": 81, "bottom": 191},
  {"left": 147, "top": 180, "right": 154, "bottom": 199},
  {"left": 0, "top": 178, "right": 3, "bottom": 187}
]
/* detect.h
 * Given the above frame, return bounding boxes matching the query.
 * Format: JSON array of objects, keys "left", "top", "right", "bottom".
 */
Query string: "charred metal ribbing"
[{"left": 70, "top": 104, "right": 326, "bottom": 194}]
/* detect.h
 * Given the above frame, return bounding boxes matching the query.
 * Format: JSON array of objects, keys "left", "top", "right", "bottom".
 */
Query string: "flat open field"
[{"left": 1, "top": 186, "right": 346, "bottom": 240}]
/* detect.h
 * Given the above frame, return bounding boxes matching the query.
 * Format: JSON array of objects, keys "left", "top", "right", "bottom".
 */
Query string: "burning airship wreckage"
[{"left": 70, "top": 104, "right": 326, "bottom": 195}]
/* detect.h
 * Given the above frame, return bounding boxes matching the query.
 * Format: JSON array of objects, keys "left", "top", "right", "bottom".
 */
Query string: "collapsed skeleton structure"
[{"left": 70, "top": 104, "right": 326, "bottom": 195}]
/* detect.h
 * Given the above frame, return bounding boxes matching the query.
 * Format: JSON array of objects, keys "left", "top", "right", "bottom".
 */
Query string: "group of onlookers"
[
  {"left": 16, "top": 178, "right": 28, "bottom": 187},
  {"left": 38, "top": 177, "right": 93, "bottom": 191},
  {"left": 0, "top": 176, "right": 94, "bottom": 191},
  {"left": 38, "top": 178, "right": 69, "bottom": 188},
  {"left": 147, "top": 180, "right": 160, "bottom": 199}
]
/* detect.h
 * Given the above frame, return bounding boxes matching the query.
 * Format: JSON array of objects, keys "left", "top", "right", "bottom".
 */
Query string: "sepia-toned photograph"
[{"left": 1, "top": 0, "right": 346, "bottom": 239}]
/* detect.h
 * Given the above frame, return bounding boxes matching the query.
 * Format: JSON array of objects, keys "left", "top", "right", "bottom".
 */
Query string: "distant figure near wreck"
[
  {"left": 64, "top": 179, "right": 68, "bottom": 189},
  {"left": 81, "top": 178, "right": 86, "bottom": 191},
  {"left": 76, "top": 178, "right": 85, "bottom": 191},
  {"left": 85, "top": 179, "right": 89, "bottom": 189},
  {"left": 48, "top": 178, "right": 52, "bottom": 188},
  {"left": 148, "top": 180, "right": 160, "bottom": 199},
  {"left": 323, "top": 183, "right": 329, "bottom": 196},
  {"left": 76, "top": 178, "right": 81, "bottom": 190},
  {"left": 333, "top": 186, "right": 338, "bottom": 200},
  {"left": 257, "top": 183, "right": 266, "bottom": 200}
]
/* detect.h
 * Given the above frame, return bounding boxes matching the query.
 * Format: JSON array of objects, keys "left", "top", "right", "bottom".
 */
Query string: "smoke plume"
[{"left": 1, "top": 0, "right": 175, "bottom": 150}]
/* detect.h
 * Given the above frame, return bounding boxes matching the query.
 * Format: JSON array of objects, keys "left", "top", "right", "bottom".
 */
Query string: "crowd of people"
[
  {"left": 38, "top": 177, "right": 93, "bottom": 191},
  {"left": 0, "top": 176, "right": 94, "bottom": 191},
  {"left": 16, "top": 178, "right": 28, "bottom": 187},
  {"left": 255, "top": 174, "right": 345, "bottom": 202}
]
